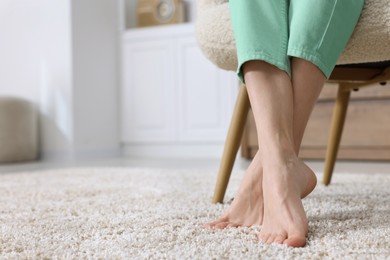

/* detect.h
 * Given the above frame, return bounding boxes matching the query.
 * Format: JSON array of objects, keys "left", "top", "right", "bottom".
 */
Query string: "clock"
[
  {"left": 137, "top": 0, "right": 185, "bottom": 27},
  {"left": 156, "top": 0, "right": 175, "bottom": 22}
]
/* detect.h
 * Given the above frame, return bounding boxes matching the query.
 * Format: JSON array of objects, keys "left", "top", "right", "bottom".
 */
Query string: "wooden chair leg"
[
  {"left": 323, "top": 85, "right": 352, "bottom": 185},
  {"left": 212, "top": 84, "right": 250, "bottom": 203}
]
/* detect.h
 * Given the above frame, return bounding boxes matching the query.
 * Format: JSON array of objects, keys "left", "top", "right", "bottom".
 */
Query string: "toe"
[
  {"left": 203, "top": 222, "right": 215, "bottom": 228},
  {"left": 226, "top": 223, "right": 239, "bottom": 228},
  {"left": 274, "top": 234, "right": 286, "bottom": 244},
  {"left": 258, "top": 233, "right": 270, "bottom": 244},
  {"left": 203, "top": 221, "right": 218, "bottom": 228},
  {"left": 283, "top": 235, "right": 306, "bottom": 247},
  {"left": 214, "top": 222, "right": 230, "bottom": 229},
  {"left": 266, "top": 234, "right": 276, "bottom": 244},
  {"left": 204, "top": 217, "right": 228, "bottom": 228}
]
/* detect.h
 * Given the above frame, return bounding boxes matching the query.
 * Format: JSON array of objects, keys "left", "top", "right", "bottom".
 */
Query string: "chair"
[{"left": 196, "top": 0, "right": 390, "bottom": 203}]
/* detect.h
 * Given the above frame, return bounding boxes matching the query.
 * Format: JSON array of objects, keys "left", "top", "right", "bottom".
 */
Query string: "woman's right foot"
[
  {"left": 205, "top": 152, "right": 264, "bottom": 229},
  {"left": 258, "top": 155, "right": 317, "bottom": 247}
]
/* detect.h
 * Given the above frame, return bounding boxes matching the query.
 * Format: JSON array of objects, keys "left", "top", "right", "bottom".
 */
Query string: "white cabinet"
[
  {"left": 121, "top": 24, "right": 238, "bottom": 157},
  {"left": 122, "top": 38, "right": 176, "bottom": 142}
]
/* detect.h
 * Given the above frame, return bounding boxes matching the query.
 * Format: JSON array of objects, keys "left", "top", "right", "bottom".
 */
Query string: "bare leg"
[
  {"left": 205, "top": 58, "right": 325, "bottom": 234},
  {"left": 243, "top": 59, "right": 324, "bottom": 247},
  {"left": 291, "top": 58, "right": 326, "bottom": 200},
  {"left": 291, "top": 58, "right": 326, "bottom": 154}
]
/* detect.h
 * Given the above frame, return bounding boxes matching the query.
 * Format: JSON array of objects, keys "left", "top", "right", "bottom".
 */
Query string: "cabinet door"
[
  {"left": 121, "top": 39, "right": 176, "bottom": 143},
  {"left": 176, "top": 37, "right": 238, "bottom": 142}
]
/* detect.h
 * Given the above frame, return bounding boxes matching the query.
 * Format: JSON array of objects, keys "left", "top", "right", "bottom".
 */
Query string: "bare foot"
[
  {"left": 258, "top": 155, "right": 317, "bottom": 247},
  {"left": 205, "top": 152, "right": 264, "bottom": 229}
]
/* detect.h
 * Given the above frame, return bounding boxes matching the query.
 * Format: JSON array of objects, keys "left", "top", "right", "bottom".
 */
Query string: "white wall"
[
  {"left": 71, "top": 0, "right": 120, "bottom": 159},
  {"left": 0, "top": 0, "right": 120, "bottom": 161},
  {"left": 0, "top": 0, "right": 74, "bottom": 159}
]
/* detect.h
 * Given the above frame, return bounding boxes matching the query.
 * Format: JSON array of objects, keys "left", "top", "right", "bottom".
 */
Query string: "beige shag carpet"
[{"left": 0, "top": 167, "right": 389, "bottom": 259}]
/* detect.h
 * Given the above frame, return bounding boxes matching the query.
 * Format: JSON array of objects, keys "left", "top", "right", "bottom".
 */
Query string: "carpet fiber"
[{"left": 0, "top": 167, "right": 389, "bottom": 259}]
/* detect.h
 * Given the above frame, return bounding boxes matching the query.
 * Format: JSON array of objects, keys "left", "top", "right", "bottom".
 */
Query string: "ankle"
[
  {"left": 258, "top": 132, "right": 296, "bottom": 157},
  {"left": 259, "top": 146, "right": 297, "bottom": 166}
]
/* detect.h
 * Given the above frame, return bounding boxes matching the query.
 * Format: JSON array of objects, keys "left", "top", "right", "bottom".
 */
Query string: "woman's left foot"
[{"left": 204, "top": 152, "right": 264, "bottom": 229}]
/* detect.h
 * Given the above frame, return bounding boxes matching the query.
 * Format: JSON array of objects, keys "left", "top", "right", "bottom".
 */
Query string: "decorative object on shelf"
[{"left": 137, "top": 0, "right": 185, "bottom": 27}]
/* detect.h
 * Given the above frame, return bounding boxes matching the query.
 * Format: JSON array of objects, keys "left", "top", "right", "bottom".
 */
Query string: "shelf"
[{"left": 122, "top": 23, "right": 195, "bottom": 40}]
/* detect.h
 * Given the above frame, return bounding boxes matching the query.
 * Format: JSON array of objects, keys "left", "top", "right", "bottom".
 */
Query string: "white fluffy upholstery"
[
  {"left": 196, "top": 0, "right": 390, "bottom": 71},
  {"left": 0, "top": 97, "right": 39, "bottom": 163}
]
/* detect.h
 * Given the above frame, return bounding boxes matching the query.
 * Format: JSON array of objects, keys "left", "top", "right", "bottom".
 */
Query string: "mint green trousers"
[{"left": 229, "top": 0, "right": 365, "bottom": 82}]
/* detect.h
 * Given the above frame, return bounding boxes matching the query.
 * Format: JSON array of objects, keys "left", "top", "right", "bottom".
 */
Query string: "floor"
[{"left": 1, "top": 156, "right": 390, "bottom": 176}]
